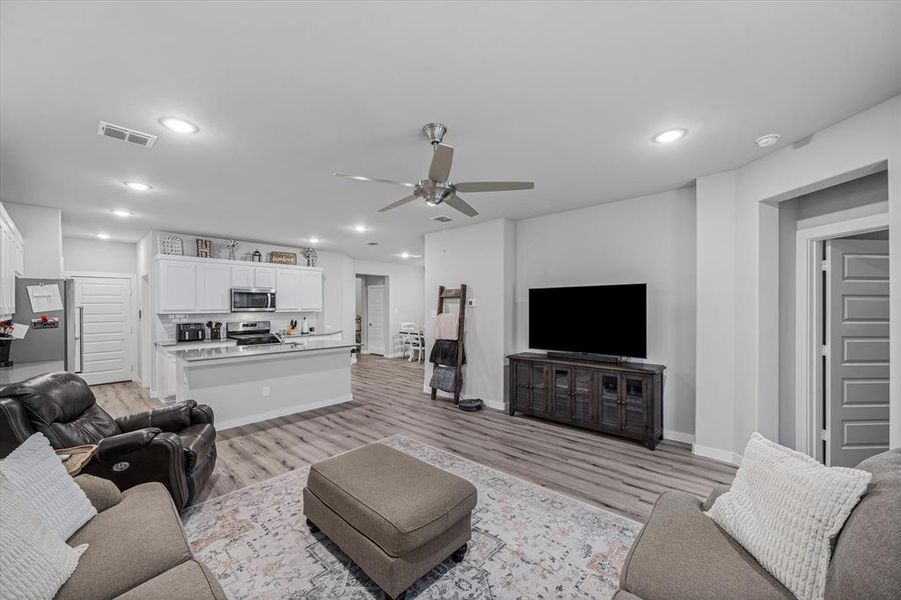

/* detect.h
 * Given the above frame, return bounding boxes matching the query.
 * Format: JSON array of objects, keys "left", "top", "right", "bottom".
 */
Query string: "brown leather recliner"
[{"left": 0, "top": 371, "right": 216, "bottom": 509}]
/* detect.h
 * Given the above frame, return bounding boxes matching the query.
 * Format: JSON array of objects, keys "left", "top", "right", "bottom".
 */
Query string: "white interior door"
[
  {"left": 74, "top": 276, "right": 134, "bottom": 385},
  {"left": 826, "top": 238, "right": 890, "bottom": 466},
  {"left": 366, "top": 284, "right": 386, "bottom": 355}
]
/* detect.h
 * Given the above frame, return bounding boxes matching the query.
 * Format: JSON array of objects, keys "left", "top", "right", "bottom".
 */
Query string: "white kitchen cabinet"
[
  {"left": 299, "top": 270, "right": 323, "bottom": 312},
  {"left": 155, "top": 255, "right": 322, "bottom": 315},
  {"left": 158, "top": 260, "right": 197, "bottom": 313},
  {"left": 253, "top": 267, "right": 276, "bottom": 289},
  {"left": 195, "top": 263, "right": 231, "bottom": 312},
  {"left": 230, "top": 266, "right": 253, "bottom": 288},
  {"left": 276, "top": 268, "right": 302, "bottom": 312},
  {"left": 0, "top": 204, "right": 24, "bottom": 318}
]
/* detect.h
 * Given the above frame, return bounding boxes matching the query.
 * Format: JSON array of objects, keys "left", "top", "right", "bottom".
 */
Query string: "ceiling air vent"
[
  {"left": 97, "top": 121, "right": 158, "bottom": 148},
  {"left": 432, "top": 215, "right": 454, "bottom": 223},
  {"left": 365, "top": 241, "right": 379, "bottom": 246}
]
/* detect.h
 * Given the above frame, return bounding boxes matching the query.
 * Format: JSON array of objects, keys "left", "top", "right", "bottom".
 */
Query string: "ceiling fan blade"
[
  {"left": 335, "top": 173, "right": 415, "bottom": 188},
  {"left": 377, "top": 195, "right": 418, "bottom": 213},
  {"left": 428, "top": 144, "right": 454, "bottom": 182},
  {"left": 445, "top": 194, "right": 479, "bottom": 217},
  {"left": 454, "top": 181, "right": 535, "bottom": 193}
]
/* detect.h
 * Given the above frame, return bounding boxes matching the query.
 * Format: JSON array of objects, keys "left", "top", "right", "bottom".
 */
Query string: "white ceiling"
[{"left": 1, "top": 1, "right": 899, "bottom": 264}]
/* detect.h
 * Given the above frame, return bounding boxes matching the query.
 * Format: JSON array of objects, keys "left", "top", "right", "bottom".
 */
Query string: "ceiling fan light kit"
[{"left": 336, "top": 122, "right": 534, "bottom": 217}]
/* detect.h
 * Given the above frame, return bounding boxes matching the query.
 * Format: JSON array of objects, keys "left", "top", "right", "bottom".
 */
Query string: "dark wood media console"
[{"left": 507, "top": 353, "right": 665, "bottom": 450}]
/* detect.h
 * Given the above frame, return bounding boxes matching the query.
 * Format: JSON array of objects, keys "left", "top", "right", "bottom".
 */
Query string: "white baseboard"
[
  {"left": 693, "top": 444, "right": 743, "bottom": 466},
  {"left": 216, "top": 393, "right": 354, "bottom": 431},
  {"left": 663, "top": 429, "right": 695, "bottom": 445}
]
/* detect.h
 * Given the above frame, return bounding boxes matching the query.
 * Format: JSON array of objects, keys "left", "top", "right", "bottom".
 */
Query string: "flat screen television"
[{"left": 528, "top": 283, "right": 647, "bottom": 359}]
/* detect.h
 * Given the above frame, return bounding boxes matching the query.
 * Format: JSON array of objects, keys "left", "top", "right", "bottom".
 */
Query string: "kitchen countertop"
[
  {"left": 155, "top": 339, "right": 236, "bottom": 347},
  {"left": 282, "top": 330, "right": 342, "bottom": 338},
  {"left": 171, "top": 339, "right": 358, "bottom": 362},
  {"left": 0, "top": 360, "right": 66, "bottom": 384}
]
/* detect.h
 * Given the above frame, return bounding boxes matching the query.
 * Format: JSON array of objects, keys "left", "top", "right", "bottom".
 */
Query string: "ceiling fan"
[{"left": 335, "top": 123, "right": 534, "bottom": 217}]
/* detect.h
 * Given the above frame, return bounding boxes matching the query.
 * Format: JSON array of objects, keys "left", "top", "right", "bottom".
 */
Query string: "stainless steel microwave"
[{"left": 230, "top": 288, "right": 276, "bottom": 312}]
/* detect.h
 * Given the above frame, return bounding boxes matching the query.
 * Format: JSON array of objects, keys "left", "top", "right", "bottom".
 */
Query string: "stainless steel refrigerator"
[{"left": 10, "top": 278, "right": 77, "bottom": 370}]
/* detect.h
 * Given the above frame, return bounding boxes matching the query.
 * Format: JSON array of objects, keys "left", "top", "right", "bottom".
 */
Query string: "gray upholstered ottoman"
[{"left": 303, "top": 443, "right": 477, "bottom": 600}]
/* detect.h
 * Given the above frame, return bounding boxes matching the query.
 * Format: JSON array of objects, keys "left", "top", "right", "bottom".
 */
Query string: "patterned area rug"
[{"left": 182, "top": 435, "right": 640, "bottom": 599}]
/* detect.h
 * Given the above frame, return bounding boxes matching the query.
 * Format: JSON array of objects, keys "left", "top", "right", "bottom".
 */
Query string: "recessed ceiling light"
[
  {"left": 97, "top": 232, "right": 111, "bottom": 240},
  {"left": 308, "top": 237, "right": 320, "bottom": 244},
  {"left": 159, "top": 117, "right": 198, "bottom": 134},
  {"left": 123, "top": 181, "right": 152, "bottom": 191},
  {"left": 400, "top": 252, "right": 410, "bottom": 259},
  {"left": 352, "top": 225, "right": 370, "bottom": 233},
  {"left": 110, "top": 209, "right": 132, "bottom": 217},
  {"left": 652, "top": 128, "right": 688, "bottom": 144},
  {"left": 755, "top": 133, "right": 781, "bottom": 148}
]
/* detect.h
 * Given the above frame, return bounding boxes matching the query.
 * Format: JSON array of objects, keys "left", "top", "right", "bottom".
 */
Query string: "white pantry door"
[
  {"left": 366, "top": 284, "right": 386, "bottom": 355},
  {"left": 74, "top": 276, "right": 134, "bottom": 385}
]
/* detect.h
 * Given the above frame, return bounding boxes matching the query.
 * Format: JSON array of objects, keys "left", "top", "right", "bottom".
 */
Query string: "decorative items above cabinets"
[
  {"left": 225, "top": 239, "right": 239, "bottom": 260},
  {"left": 252, "top": 249, "right": 263, "bottom": 262},
  {"left": 302, "top": 247, "right": 318, "bottom": 267},
  {"left": 196, "top": 238, "right": 212, "bottom": 258},
  {"left": 159, "top": 235, "right": 184, "bottom": 255},
  {"left": 267, "top": 251, "right": 297, "bottom": 265}
]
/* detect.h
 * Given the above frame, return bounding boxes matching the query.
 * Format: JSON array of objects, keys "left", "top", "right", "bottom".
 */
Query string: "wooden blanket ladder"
[{"left": 430, "top": 284, "right": 467, "bottom": 403}]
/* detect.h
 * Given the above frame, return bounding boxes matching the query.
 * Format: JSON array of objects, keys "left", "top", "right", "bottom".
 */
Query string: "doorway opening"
[
  {"left": 355, "top": 275, "right": 388, "bottom": 356},
  {"left": 786, "top": 170, "right": 890, "bottom": 466}
]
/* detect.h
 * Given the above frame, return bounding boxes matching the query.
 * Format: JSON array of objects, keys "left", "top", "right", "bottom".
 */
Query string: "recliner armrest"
[
  {"left": 115, "top": 401, "right": 197, "bottom": 433},
  {"left": 86, "top": 431, "right": 190, "bottom": 509},
  {"left": 97, "top": 428, "right": 162, "bottom": 460},
  {"left": 190, "top": 403, "right": 214, "bottom": 425}
]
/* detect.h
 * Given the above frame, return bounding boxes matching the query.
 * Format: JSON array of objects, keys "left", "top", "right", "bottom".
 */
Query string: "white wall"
[
  {"left": 695, "top": 94, "right": 901, "bottom": 463},
  {"left": 3, "top": 202, "right": 63, "bottom": 278},
  {"left": 516, "top": 188, "right": 697, "bottom": 441},
  {"left": 63, "top": 236, "right": 137, "bottom": 273},
  {"left": 354, "top": 259, "right": 425, "bottom": 358},
  {"left": 423, "top": 219, "right": 515, "bottom": 409}
]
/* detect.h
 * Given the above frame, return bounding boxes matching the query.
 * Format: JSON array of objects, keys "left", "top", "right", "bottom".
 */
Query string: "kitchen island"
[{"left": 170, "top": 339, "right": 358, "bottom": 430}]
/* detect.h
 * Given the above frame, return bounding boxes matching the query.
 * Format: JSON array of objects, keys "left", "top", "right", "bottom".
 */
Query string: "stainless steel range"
[{"left": 226, "top": 321, "right": 281, "bottom": 346}]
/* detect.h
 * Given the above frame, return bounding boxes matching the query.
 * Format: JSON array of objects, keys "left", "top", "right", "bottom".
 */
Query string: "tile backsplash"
[{"left": 154, "top": 312, "right": 326, "bottom": 342}]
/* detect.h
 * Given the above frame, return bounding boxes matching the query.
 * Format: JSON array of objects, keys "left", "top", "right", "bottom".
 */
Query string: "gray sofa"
[
  {"left": 616, "top": 449, "right": 901, "bottom": 600},
  {"left": 55, "top": 475, "right": 225, "bottom": 600}
]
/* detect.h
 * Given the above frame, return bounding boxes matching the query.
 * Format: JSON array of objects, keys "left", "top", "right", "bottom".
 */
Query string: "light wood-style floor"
[{"left": 93, "top": 355, "right": 735, "bottom": 523}]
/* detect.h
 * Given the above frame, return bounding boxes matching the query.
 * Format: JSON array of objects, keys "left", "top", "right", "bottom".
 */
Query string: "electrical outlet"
[
  {"left": 467, "top": 298, "right": 476, "bottom": 307},
  {"left": 262, "top": 386, "right": 271, "bottom": 397}
]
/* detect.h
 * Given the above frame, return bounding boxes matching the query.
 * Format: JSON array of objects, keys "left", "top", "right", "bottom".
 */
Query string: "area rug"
[{"left": 182, "top": 435, "right": 641, "bottom": 599}]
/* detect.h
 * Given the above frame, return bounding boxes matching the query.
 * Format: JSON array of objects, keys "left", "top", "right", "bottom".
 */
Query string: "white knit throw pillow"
[
  {"left": 0, "top": 433, "right": 96, "bottom": 539},
  {"left": 706, "top": 432, "right": 872, "bottom": 600},
  {"left": 0, "top": 475, "right": 88, "bottom": 600}
]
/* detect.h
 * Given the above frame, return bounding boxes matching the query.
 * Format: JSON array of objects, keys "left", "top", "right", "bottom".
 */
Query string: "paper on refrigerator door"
[
  {"left": 11, "top": 323, "right": 28, "bottom": 339},
  {"left": 26, "top": 284, "right": 64, "bottom": 312}
]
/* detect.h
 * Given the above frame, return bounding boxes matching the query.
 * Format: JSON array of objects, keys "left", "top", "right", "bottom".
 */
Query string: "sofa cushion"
[
  {"left": 57, "top": 482, "right": 192, "bottom": 600},
  {"left": 1, "top": 433, "right": 96, "bottom": 539},
  {"left": 74, "top": 474, "right": 122, "bottom": 513},
  {"left": 306, "top": 443, "right": 477, "bottom": 557},
  {"left": 178, "top": 423, "right": 215, "bottom": 472},
  {"left": 825, "top": 449, "right": 901, "bottom": 600},
  {"left": 620, "top": 490, "right": 794, "bottom": 600},
  {"left": 705, "top": 433, "right": 871, "bottom": 600},
  {"left": 113, "top": 559, "right": 227, "bottom": 600}
]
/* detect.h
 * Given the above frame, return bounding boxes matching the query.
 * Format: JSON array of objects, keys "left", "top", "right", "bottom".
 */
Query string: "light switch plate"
[{"left": 467, "top": 299, "right": 476, "bottom": 307}]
